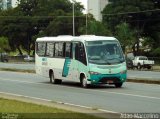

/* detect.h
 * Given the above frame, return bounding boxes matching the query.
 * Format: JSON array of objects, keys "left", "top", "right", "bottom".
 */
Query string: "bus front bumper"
[{"left": 88, "top": 73, "right": 127, "bottom": 84}]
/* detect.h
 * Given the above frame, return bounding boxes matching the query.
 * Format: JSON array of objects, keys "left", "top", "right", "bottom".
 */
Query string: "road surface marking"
[{"left": 95, "top": 90, "right": 160, "bottom": 100}]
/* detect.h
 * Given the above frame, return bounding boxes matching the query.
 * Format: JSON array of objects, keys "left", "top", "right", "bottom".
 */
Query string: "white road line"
[
  {"left": 0, "top": 78, "right": 45, "bottom": 85},
  {"left": 95, "top": 90, "right": 160, "bottom": 100},
  {"left": 0, "top": 78, "right": 160, "bottom": 100},
  {"left": 0, "top": 91, "right": 51, "bottom": 102},
  {"left": 0, "top": 91, "right": 119, "bottom": 114}
]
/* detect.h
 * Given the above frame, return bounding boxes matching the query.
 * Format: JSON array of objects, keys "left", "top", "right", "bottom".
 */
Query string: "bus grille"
[{"left": 99, "top": 77, "right": 120, "bottom": 84}]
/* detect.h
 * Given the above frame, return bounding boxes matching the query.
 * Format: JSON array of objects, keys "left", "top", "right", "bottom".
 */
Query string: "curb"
[{"left": 127, "top": 78, "right": 160, "bottom": 85}]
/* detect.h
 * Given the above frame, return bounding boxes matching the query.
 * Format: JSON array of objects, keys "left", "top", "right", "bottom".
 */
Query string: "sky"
[
  {"left": 76, "top": 0, "right": 87, "bottom": 8},
  {"left": 75, "top": 0, "right": 87, "bottom": 13}
]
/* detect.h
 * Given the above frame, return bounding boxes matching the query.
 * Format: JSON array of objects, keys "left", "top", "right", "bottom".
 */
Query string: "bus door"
[
  {"left": 62, "top": 42, "right": 72, "bottom": 79},
  {"left": 71, "top": 42, "right": 87, "bottom": 80}
]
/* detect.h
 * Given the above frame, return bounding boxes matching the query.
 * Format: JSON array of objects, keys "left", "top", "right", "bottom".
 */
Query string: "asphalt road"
[
  {"left": 0, "top": 71, "right": 160, "bottom": 113},
  {"left": 0, "top": 62, "right": 34, "bottom": 70}
]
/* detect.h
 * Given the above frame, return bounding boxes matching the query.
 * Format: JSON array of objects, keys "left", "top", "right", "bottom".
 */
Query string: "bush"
[{"left": 151, "top": 47, "right": 160, "bottom": 56}]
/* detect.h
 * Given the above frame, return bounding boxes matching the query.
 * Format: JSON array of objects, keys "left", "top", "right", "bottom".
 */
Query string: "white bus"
[{"left": 35, "top": 35, "right": 127, "bottom": 88}]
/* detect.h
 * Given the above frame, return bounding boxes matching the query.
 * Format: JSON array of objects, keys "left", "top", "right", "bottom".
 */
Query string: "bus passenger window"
[
  {"left": 36, "top": 42, "right": 46, "bottom": 56},
  {"left": 55, "top": 42, "right": 64, "bottom": 57},
  {"left": 46, "top": 43, "right": 54, "bottom": 57},
  {"left": 55, "top": 43, "right": 59, "bottom": 57},
  {"left": 65, "top": 43, "right": 72, "bottom": 58}
]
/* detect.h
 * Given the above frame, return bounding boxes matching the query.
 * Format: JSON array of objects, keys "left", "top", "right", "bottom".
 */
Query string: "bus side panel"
[{"left": 62, "top": 58, "right": 71, "bottom": 77}]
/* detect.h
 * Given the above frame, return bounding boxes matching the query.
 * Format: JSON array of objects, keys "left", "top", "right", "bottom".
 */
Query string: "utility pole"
[{"left": 72, "top": 1, "right": 75, "bottom": 36}]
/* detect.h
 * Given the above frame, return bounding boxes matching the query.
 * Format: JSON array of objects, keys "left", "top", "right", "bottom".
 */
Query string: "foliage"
[
  {"left": 102, "top": 0, "right": 160, "bottom": 55},
  {"left": 81, "top": 20, "right": 112, "bottom": 36},
  {"left": 151, "top": 47, "right": 160, "bottom": 56},
  {"left": 0, "top": 0, "right": 84, "bottom": 55},
  {"left": 1, "top": 0, "right": 160, "bottom": 57},
  {"left": 0, "top": 37, "right": 10, "bottom": 52},
  {"left": 115, "top": 22, "right": 136, "bottom": 52}
]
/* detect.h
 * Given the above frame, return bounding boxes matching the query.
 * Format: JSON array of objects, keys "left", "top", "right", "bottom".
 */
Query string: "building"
[
  {"left": 0, "top": 0, "right": 18, "bottom": 10},
  {"left": 88, "top": 0, "right": 108, "bottom": 21}
]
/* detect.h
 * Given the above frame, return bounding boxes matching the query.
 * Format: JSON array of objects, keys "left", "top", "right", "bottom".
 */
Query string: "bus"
[{"left": 35, "top": 35, "right": 127, "bottom": 88}]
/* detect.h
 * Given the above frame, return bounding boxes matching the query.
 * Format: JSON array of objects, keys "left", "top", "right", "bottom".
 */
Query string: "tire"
[
  {"left": 115, "top": 82, "right": 123, "bottom": 88},
  {"left": 147, "top": 66, "right": 151, "bottom": 70},
  {"left": 137, "top": 63, "right": 141, "bottom": 70},
  {"left": 81, "top": 76, "right": 89, "bottom": 88},
  {"left": 50, "top": 72, "right": 62, "bottom": 84},
  {"left": 3, "top": 59, "right": 8, "bottom": 62}
]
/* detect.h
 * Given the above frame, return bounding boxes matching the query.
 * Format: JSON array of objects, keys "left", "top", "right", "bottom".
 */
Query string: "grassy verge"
[{"left": 0, "top": 98, "right": 101, "bottom": 119}]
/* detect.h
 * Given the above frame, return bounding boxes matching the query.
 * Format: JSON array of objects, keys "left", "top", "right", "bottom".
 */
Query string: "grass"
[{"left": 0, "top": 98, "right": 102, "bottom": 119}]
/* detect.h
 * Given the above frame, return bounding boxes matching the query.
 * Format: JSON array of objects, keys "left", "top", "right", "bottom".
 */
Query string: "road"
[
  {"left": 0, "top": 62, "right": 160, "bottom": 80},
  {"left": 128, "top": 70, "right": 160, "bottom": 80},
  {"left": 0, "top": 71, "right": 160, "bottom": 113},
  {"left": 0, "top": 62, "right": 34, "bottom": 70}
]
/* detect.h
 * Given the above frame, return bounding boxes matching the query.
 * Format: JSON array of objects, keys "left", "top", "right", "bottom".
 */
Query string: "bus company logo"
[
  {"left": 42, "top": 58, "right": 48, "bottom": 66},
  {"left": 42, "top": 58, "right": 47, "bottom": 62}
]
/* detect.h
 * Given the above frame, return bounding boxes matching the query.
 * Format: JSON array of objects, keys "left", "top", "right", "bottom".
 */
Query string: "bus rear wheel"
[{"left": 50, "top": 72, "right": 62, "bottom": 84}]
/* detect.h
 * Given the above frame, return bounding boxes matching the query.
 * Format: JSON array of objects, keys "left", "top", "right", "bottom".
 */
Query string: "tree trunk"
[
  {"left": 136, "top": 37, "right": 140, "bottom": 56},
  {"left": 17, "top": 46, "right": 23, "bottom": 56},
  {"left": 132, "top": 45, "right": 136, "bottom": 56}
]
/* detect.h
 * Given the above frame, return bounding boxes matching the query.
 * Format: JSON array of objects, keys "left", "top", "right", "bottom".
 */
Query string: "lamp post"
[
  {"left": 72, "top": 1, "right": 75, "bottom": 36},
  {"left": 86, "top": 9, "right": 92, "bottom": 35},
  {"left": 86, "top": 12, "right": 88, "bottom": 35},
  {"left": 86, "top": 0, "right": 89, "bottom": 35}
]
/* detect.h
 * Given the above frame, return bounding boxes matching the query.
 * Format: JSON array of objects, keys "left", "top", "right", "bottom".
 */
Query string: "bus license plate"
[{"left": 107, "top": 80, "right": 113, "bottom": 84}]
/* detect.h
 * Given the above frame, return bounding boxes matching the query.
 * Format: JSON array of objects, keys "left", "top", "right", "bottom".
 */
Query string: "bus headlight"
[
  {"left": 120, "top": 70, "right": 127, "bottom": 74},
  {"left": 89, "top": 71, "right": 101, "bottom": 75}
]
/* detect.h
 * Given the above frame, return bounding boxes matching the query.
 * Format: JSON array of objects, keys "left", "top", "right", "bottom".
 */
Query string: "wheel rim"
[
  {"left": 82, "top": 77, "right": 87, "bottom": 88},
  {"left": 50, "top": 72, "right": 54, "bottom": 83},
  {"left": 138, "top": 64, "right": 141, "bottom": 69}
]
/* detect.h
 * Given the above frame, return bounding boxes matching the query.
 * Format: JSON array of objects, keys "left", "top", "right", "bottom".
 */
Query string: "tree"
[
  {"left": 0, "top": 0, "right": 84, "bottom": 55},
  {"left": 0, "top": 37, "right": 10, "bottom": 52},
  {"left": 115, "top": 22, "right": 136, "bottom": 53},
  {"left": 102, "top": 0, "right": 160, "bottom": 55},
  {"left": 79, "top": 20, "right": 112, "bottom": 36}
]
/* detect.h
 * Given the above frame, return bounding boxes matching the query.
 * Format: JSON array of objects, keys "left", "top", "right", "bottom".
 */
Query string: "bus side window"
[
  {"left": 36, "top": 42, "right": 46, "bottom": 57},
  {"left": 65, "top": 42, "right": 72, "bottom": 58},
  {"left": 75, "top": 43, "right": 87, "bottom": 65},
  {"left": 55, "top": 42, "right": 64, "bottom": 57},
  {"left": 46, "top": 43, "right": 54, "bottom": 57}
]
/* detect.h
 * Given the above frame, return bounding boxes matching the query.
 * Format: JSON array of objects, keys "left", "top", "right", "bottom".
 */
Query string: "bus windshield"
[{"left": 86, "top": 40, "right": 125, "bottom": 65}]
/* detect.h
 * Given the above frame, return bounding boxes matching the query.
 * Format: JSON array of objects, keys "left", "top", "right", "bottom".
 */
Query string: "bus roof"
[{"left": 36, "top": 35, "right": 117, "bottom": 43}]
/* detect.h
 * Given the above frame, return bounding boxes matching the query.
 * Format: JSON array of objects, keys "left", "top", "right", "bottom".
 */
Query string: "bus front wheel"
[
  {"left": 115, "top": 83, "right": 123, "bottom": 88},
  {"left": 50, "top": 72, "right": 62, "bottom": 84},
  {"left": 81, "top": 76, "right": 89, "bottom": 88}
]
